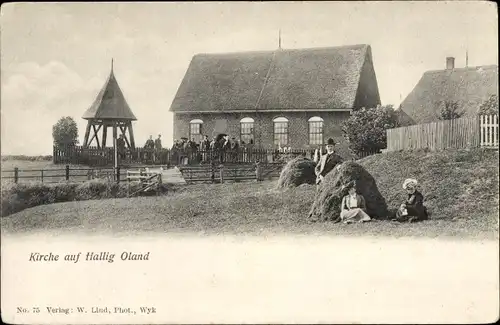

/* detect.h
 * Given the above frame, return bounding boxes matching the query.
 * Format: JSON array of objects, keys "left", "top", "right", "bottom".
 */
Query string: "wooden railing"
[
  {"left": 1, "top": 165, "right": 125, "bottom": 184},
  {"left": 52, "top": 145, "right": 317, "bottom": 167},
  {"left": 126, "top": 169, "right": 163, "bottom": 197},
  {"left": 178, "top": 162, "right": 284, "bottom": 184}
]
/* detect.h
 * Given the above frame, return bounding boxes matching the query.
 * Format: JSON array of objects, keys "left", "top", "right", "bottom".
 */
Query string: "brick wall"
[{"left": 173, "top": 110, "right": 353, "bottom": 158}]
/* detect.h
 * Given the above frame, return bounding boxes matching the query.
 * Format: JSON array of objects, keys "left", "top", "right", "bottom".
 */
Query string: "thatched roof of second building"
[
  {"left": 170, "top": 44, "right": 381, "bottom": 113},
  {"left": 400, "top": 65, "right": 498, "bottom": 124}
]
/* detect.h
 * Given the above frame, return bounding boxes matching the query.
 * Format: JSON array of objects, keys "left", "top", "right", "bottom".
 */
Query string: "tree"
[
  {"left": 438, "top": 100, "right": 464, "bottom": 120},
  {"left": 52, "top": 116, "right": 79, "bottom": 148},
  {"left": 478, "top": 94, "right": 499, "bottom": 115},
  {"left": 341, "top": 105, "right": 399, "bottom": 156}
]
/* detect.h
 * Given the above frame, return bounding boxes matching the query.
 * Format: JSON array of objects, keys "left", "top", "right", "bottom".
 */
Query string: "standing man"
[
  {"left": 154, "top": 134, "right": 162, "bottom": 163},
  {"left": 144, "top": 135, "right": 155, "bottom": 162},
  {"left": 117, "top": 134, "right": 126, "bottom": 162},
  {"left": 315, "top": 138, "right": 343, "bottom": 185},
  {"left": 230, "top": 137, "right": 239, "bottom": 162},
  {"left": 201, "top": 135, "right": 211, "bottom": 163}
]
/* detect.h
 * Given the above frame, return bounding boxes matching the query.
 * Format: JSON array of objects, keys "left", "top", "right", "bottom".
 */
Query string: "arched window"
[
  {"left": 240, "top": 117, "right": 254, "bottom": 145},
  {"left": 273, "top": 117, "right": 289, "bottom": 146},
  {"left": 189, "top": 119, "right": 203, "bottom": 143},
  {"left": 308, "top": 116, "right": 324, "bottom": 145}
]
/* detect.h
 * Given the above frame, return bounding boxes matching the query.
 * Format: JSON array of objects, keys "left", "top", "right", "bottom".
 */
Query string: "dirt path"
[{"left": 1, "top": 233, "right": 498, "bottom": 323}]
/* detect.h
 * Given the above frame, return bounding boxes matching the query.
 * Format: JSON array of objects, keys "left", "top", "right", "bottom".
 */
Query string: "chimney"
[{"left": 446, "top": 57, "right": 455, "bottom": 70}]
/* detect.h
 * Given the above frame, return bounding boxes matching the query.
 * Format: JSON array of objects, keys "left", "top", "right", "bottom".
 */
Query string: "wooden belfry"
[{"left": 82, "top": 59, "right": 137, "bottom": 149}]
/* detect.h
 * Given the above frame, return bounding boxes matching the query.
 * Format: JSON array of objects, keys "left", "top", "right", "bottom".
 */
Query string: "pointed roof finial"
[
  {"left": 278, "top": 29, "right": 282, "bottom": 50},
  {"left": 111, "top": 58, "right": 114, "bottom": 72},
  {"left": 465, "top": 49, "right": 469, "bottom": 67}
]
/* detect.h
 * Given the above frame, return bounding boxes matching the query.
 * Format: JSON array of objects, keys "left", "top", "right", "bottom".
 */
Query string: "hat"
[
  {"left": 403, "top": 178, "right": 418, "bottom": 190},
  {"left": 325, "top": 138, "right": 336, "bottom": 146},
  {"left": 346, "top": 180, "right": 357, "bottom": 190}
]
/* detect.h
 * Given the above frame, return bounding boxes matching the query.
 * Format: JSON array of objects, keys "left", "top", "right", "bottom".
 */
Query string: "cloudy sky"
[{"left": 1, "top": 1, "right": 497, "bottom": 155}]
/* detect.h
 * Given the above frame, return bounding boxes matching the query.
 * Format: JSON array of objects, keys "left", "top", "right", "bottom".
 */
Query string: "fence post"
[
  {"left": 211, "top": 162, "right": 215, "bottom": 183},
  {"left": 219, "top": 164, "right": 224, "bottom": 184},
  {"left": 41, "top": 170, "right": 44, "bottom": 183},
  {"left": 14, "top": 167, "right": 19, "bottom": 184},
  {"left": 255, "top": 162, "right": 262, "bottom": 182},
  {"left": 116, "top": 166, "right": 121, "bottom": 184},
  {"left": 65, "top": 165, "right": 70, "bottom": 181}
]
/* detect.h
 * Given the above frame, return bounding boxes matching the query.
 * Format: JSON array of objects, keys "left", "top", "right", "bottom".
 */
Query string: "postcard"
[{"left": 1, "top": 1, "right": 499, "bottom": 324}]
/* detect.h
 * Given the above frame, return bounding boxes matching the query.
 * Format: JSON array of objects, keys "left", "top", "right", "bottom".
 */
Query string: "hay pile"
[
  {"left": 307, "top": 161, "right": 388, "bottom": 222},
  {"left": 277, "top": 157, "right": 317, "bottom": 188}
]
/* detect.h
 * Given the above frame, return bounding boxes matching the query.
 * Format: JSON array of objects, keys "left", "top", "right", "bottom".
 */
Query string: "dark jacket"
[
  {"left": 404, "top": 190, "right": 428, "bottom": 220},
  {"left": 154, "top": 138, "right": 162, "bottom": 150},
  {"left": 201, "top": 139, "right": 210, "bottom": 151},
  {"left": 117, "top": 138, "right": 126, "bottom": 152},
  {"left": 315, "top": 152, "right": 343, "bottom": 181},
  {"left": 145, "top": 139, "right": 155, "bottom": 149},
  {"left": 222, "top": 139, "right": 231, "bottom": 150}
]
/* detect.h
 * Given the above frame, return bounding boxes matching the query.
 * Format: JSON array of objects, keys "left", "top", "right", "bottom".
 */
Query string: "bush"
[
  {"left": 53, "top": 116, "right": 79, "bottom": 148},
  {"left": 342, "top": 105, "right": 399, "bottom": 157},
  {"left": 438, "top": 101, "right": 464, "bottom": 120},
  {"left": 277, "top": 157, "right": 317, "bottom": 188},
  {"left": 478, "top": 94, "right": 499, "bottom": 115},
  {"left": 307, "top": 161, "right": 388, "bottom": 222},
  {"left": 1, "top": 180, "right": 170, "bottom": 217}
]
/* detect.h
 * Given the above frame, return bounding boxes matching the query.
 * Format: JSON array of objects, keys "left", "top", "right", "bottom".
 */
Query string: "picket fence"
[
  {"left": 386, "top": 115, "right": 498, "bottom": 152},
  {"left": 480, "top": 114, "right": 499, "bottom": 148}
]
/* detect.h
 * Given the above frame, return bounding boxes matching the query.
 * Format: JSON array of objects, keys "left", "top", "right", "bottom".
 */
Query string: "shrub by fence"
[
  {"left": 1, "top": 179, "right": 170, "bottom": 218},
  {"left": 386, "top": 115, "right": 498, "bottom": 152}
]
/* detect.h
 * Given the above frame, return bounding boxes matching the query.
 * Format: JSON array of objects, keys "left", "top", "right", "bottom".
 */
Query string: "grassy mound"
[
  {"left": 277, "top": 157, "right": 317, "bottom": 188},
  {"left": 1, "top": 180, "right": 170, "bottom": 218},
  {"left": 308, "top": 161, "right": 388, "bottom": 222},
  {"left": 359, "top": 148, "right": 499, "bottom": 224}
]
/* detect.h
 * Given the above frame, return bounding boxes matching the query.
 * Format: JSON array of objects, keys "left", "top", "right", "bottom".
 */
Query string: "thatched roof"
[
  {"left": 400, "top": 65, "right": 498, "bottom": 124},
  {"left": 170, "top": 44, "right": 380, "bottom": 113},
  {"left": 83, "top": 65, "right": 137, "bottom": 121},
  {"left": 394, "top": 108, "right": 416, "bottom": 127}
]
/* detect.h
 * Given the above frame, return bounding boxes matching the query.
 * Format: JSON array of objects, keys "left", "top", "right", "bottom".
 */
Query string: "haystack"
[
  {"left": 277, "top": 157, "right": 316, "bottom": 188},
  {"left": 307, "top": 161, "right": 388, "bottom": 222}
]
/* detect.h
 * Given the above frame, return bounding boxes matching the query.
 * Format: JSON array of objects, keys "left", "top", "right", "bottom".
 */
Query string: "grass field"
[
  {"left": 1, "top": 148, "right": 498, "bottom": 239},
  {"left": 0, "top": 159, "right": 69, "bottom": 170}
]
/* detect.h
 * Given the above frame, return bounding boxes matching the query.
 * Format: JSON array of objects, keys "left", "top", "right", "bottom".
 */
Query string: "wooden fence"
[
  {"left": 1, "top": 165, "right": 125, "bottom": 184},
  {"left": 386, "top": 115, "right": 498, "bottom": 152},
  {"left": 480, "top": 114, "right": 499, "bottom": 148},
  {"left": 0, "top": 163, "right": 285, "bottom": 185},
  {"left": 53, "top": 146, "right": 319, "bottom": 167},
  {"left": 53, "top": 145, "right": 381, "bottom": 168}
]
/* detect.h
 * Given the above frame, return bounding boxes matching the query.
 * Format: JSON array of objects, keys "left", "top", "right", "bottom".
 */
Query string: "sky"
[{"left": 1, "top": 1, "right": 498, "bottom": 155}]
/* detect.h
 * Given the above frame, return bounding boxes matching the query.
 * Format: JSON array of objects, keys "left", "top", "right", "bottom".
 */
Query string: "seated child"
[{"left": 394, "top": 178, "right": 428, "bottom": 222}]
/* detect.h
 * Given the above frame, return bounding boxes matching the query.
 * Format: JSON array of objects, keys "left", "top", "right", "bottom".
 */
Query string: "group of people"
[
  {"left": 313, "top": 137, "right": 429, "bottom": 224},
  {"left": 143, "top": 134, "right": 163, "bottom": 162},
  {"left": 170, "top": 134, "right": 254, "bottom": 164}
]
